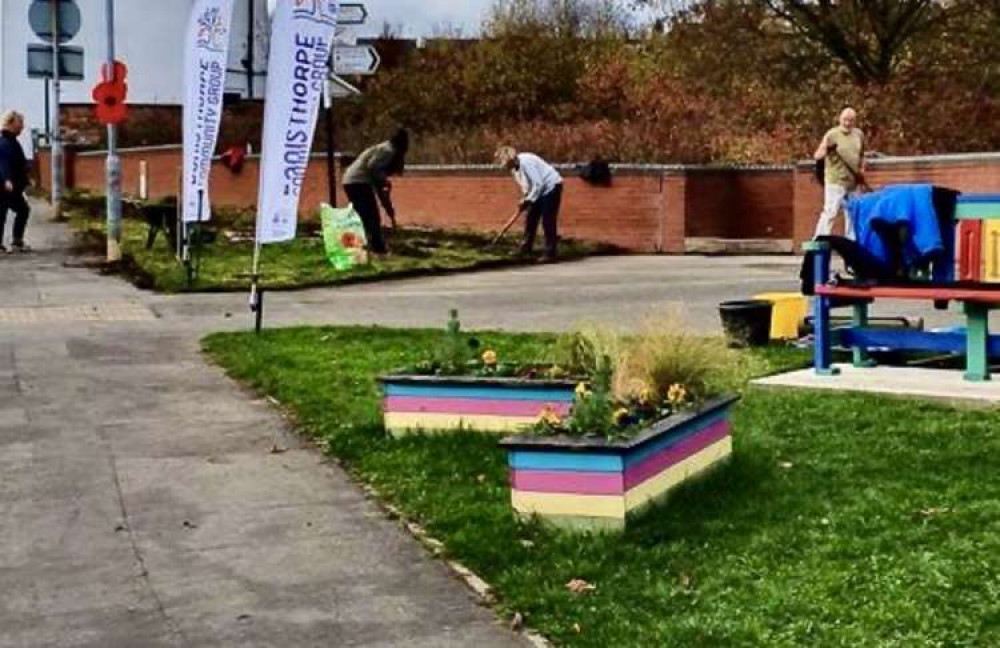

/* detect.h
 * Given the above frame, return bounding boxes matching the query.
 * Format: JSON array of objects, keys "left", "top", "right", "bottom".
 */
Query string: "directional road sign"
[
  {"left": 26, "top": 44, "right": 84, "bottom": 80},
  {"left": 28, "top": 0, "right": 82, "bottom": 44},
  {"left": 333, "top": 45, "right": 380, "bottom": 76},
  {"left": 338, "top": 3, "right": 368, "bottom": 26}
]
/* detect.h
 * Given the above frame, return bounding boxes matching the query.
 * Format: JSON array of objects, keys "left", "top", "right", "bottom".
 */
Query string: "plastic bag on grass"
[{"left": 320, "top": 203, "right": 369, "bottom": 270}]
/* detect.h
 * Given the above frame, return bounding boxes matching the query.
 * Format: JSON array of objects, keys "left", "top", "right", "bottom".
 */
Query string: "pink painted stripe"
[
  {"left": 385, "top": 396, "right": 571, "bottom": 417},
  {"left": 624, "top": 420, "right": 730, "bottom": 490},
  {"left": 510, "top": 469, "right": 625, "bottom": 495}
]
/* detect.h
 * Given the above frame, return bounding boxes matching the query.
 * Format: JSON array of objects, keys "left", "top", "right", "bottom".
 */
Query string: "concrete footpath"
[{"left": 0, "top": 211, "right": 530, "bottom": 647}]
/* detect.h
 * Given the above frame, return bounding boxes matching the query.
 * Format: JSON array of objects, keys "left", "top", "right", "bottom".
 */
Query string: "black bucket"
[{"left": 719, "top": 300, "right": 773, "bottom": 348}]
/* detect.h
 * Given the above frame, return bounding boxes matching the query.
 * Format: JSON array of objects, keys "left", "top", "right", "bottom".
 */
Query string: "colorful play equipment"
[{"left": 810, "top": 192, "right": 1000, "bottom": 382}]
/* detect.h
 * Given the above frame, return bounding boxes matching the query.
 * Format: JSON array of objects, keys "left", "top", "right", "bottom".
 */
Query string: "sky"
[
  {"left": 266, "top": 0, "right": 494, "bottom": 36},
  {"left": 367, "top": 0, "right": 494, "bottom": 36}
]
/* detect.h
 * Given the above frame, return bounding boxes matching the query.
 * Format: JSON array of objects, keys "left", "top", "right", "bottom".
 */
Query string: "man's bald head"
[{"left": 839, "top": 108, "right": 857, "bottom": 131}]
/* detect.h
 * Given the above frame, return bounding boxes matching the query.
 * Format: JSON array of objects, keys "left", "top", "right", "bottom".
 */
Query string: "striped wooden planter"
[
  {"left": 378, "top": 375, "right": 577, "bottom": 438},
  {"left": 500, "top": 396, "right": 739, "bottom": 531}
]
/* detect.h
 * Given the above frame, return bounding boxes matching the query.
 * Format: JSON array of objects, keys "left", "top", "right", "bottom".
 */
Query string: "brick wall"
[
  {"left": 38, "top": 144, "right": 797, "bottom": 254},
  {"left": 683, "top": 169, "right": 792, "bottom": 240}
]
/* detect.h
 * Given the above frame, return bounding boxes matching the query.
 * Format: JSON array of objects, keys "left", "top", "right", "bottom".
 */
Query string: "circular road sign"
[{"left": 29, "top": 0, "right": 82, "bottom": 45}]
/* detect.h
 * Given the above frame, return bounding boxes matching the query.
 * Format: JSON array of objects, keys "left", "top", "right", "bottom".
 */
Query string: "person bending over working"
[
  {"left": 342, "top": 128, "right": 409, "bottom": 256},
  {"left": 0, "top": 110, "right": 31, "bottom": 253},
  {"left": 813, "top": 107, "right": 866, "bottom": 240},
  {"left": 495, "top": 146, "right": 563, "bottom": 261}
]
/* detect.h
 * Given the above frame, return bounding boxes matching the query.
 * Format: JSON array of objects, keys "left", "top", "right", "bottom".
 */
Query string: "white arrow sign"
[
  {"left": 333, "top": 44, "right": 380, "bottom": 75},
  {"left": 324, "top": 75, "right": 361, "bottom": 106},
  {"left": 338, "top": 3, "right": 367, "bottom": 26}
]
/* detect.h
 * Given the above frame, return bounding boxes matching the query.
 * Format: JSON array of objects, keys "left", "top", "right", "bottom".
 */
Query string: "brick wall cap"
[{"left": 795, "top": 151, "right": 1000, "bottom": 170}]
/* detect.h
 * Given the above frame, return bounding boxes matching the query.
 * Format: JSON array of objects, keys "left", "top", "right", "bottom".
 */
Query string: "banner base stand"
[{"left": 249, "top": 276, "right": 264, "bottom": 335}]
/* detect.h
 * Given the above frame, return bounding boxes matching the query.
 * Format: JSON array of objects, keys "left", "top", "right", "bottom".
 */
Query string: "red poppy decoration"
[
  {"left": 101, "top": 60, "right": 128, "bottom": 84},
  {"left": 93, "top": 60, "right": 129, "bottom": 126},
  {"left": 341, "top": 232, "right": 360, "bottom": 248},
  {"left": 220, "top": 144, "right": 247, "bottom": 174}
]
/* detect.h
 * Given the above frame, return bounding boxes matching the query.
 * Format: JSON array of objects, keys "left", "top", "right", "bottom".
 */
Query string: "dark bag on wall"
[
  {"left": 814, "top": 158, "right": 825, "bottom": 185},
  {"left": 579, "top": 159, "right": 612, "bottom": 186}
]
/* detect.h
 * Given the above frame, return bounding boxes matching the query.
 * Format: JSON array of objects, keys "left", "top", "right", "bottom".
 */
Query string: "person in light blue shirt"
[{"left": 495, "top": 146, "right": 563, "bottom": 260}]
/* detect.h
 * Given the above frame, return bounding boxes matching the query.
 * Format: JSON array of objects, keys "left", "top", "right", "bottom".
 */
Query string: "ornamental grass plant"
[
  {"left": 541, "top": 308, "right": 745, "bottom": 440},
  {"left": 612, "top": 308, "right": 743, "bottom": 405}
]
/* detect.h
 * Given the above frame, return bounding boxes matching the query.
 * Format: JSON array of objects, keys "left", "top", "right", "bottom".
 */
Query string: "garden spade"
[{"left": 490, "top": 209, "right": 523, "bottom": 247}]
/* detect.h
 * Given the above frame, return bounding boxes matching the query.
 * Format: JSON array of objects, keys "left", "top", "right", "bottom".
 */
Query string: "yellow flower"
[
  {"left": 538, "top": 406, "right": 563, "bottom": 427},
  {"left": 638, "top": 386, "right": 656, "bottom": 406},
  {"left": 613, "top": 408, "right": 630, "bottom": 426},
  {"left": 667, "top": 383, "right": 688, "bottom": 406},
  {"left": 575, "top": 382, "right": 591, "bottom": 399},
  {"left": 548, "top": 365, "right": 567, "bottom": 379},
  {"left": 482, "top": 350, "right": 498, "bottom": 366}
]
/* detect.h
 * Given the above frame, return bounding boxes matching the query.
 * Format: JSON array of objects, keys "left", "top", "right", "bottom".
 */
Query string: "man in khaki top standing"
[{"left": 813, "top": 107, "right": 866, "bottom": 239}]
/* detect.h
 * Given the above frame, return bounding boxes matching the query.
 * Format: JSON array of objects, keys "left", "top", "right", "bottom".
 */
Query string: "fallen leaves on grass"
[
  {"left": 913, "top": 507, "right": 953, "bottom": 520},
  {"left": 566, "top": 579, "right": 597, "bottom": 595}
]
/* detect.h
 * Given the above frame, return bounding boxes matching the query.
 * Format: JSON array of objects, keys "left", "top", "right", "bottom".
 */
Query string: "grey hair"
[
  {"left": 494, "top": 145, "right": 518, "bottom": 168},
  {"left": 0, "top": 110, "right": 24, "bottom": 130}
]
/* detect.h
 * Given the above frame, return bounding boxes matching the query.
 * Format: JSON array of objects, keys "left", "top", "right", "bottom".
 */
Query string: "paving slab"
[{"left": 755, "top": 363, "right": 1000, "bottom": 407}]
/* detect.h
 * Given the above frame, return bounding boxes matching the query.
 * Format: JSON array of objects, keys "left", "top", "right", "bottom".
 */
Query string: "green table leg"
[
  {"left": 852, "top": 302, "right": 877, "bottom": 368},
  {"left": 964, "top": 302, "right": 991, "bottom": 382}
]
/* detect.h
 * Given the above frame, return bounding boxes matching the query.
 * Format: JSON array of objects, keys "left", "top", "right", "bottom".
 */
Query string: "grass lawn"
[
  {"left": 204, "top": 327, "right": 1000, "bottom": 647},
  {"left": 69, "top": 214, "right": 608, "bottom": 293}
]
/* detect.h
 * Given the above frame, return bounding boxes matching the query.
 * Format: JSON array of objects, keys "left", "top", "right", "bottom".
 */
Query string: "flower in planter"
[
  {"left": 638, "top": 385, "right": 656, "bottom": 406},
  {"left": 482, "top": 350, "right": 498, "bottom": 367},
  {"left": 612, "top": 407, "right": 631, "bottom": 427},
  {"left": 667, "top": 383, "right": 689, "bottom": 407},
  {"left": 575, "top": 382, "right": 591, "bottom": 399},
  {"left": 547, "top": 365, "right": 568, "bottom": 379},
  {"left": 538, "top": 405, "right": 564, "bottom": 428}
]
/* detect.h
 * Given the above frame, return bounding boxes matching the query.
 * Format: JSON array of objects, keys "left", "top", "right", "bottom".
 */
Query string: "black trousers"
[
  {"left": 343, "top": 183, "right": 387, "bottom": 254},
  {"left": 0, "top": 191, "right": 30, "bottom": 246},
  {"left": 523, "top": 184, "right": 562, "bottom": 257}
]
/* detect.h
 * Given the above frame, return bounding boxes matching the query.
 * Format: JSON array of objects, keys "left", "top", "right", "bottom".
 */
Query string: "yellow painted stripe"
[
  {"left": 625, "top": 437, "right": 732, "bottom": 513},
  {"left": 384, "top": 412, "right": 537, "bottom": 435},
  {"left": 511, "top": 491, "right": 627, "bottom": 519},
  {"left": 985, "top": 221, "right": 1000, "bottom": 283}
]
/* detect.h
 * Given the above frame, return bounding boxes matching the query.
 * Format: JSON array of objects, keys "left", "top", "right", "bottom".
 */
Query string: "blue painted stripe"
[
  {"left": 507, "top": 410, "right": 731, "bottom": 473},
  {"left": 384, "top": 384, "right": 575, "bottom": 402},
  {"left": 958, "top": 194, "right": 1000, "bottom": 204},
  {"left": 841, "top": 327, "right": 1000, "bottom": 357},
  {"left": 508, "top": 451, "right": 624, "bottom": 473}
]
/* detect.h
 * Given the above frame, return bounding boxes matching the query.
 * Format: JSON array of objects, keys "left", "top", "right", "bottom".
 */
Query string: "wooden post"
[
  {"left": 852, "top": 302, "right": 876, "bottom": 368},
  {"left": 964, "top": 302, "right": 991, "bottom": 382}
]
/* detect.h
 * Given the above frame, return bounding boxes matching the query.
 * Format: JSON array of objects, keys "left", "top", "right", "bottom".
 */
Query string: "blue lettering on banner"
[
  {"left": 189, "top": 58, "right": 226, "bottom": 192},
  {"left": 275, "top": 30, "right": 333, "bottom": 202}
]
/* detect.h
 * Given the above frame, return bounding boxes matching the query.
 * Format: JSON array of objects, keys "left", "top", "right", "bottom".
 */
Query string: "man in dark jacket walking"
[
  {"left": 0, "top": 110, "right": 32, "bottom": 253},
  {"left": 341, "top": 128, "right": 409, "bottom": 256}
]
